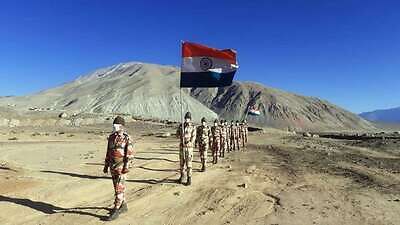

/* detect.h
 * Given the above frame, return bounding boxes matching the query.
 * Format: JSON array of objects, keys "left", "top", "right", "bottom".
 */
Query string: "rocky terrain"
[
  {"left": 0, "top": 62, "right": 375, "bottom": 132},
  {"left": 0, "top": 122, "right": 399, "bottom": 225}
]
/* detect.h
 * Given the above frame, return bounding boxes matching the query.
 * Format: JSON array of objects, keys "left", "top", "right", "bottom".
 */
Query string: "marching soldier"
[
  {"left": 220, "top": 120, "right": 227, "bottom": 158},
  {"left": 239, "top": 121, "right": 245, "bottom": 148},
  {"left": 211, "top": 119, "right": 221, "bottom": 164},
  {"left": 176, "top": 112, "right": 196, "bottom": 185},
  {"left": 243, "top": 119, "right": 248, "bottom": 145},
  {"left": 196, "top": 117, "right": 211, "bottom": 172},
  {"left": 235, "top": 120, "right": 241, "bottom": 151},
  {"left": 225, "top": 120, "right": 231, "bottom": 153},
  {"left": 230, "top": 120, "right": 237, "bottom": 151},
  {"left": 103, "top": 116, "right": 134, "bottom": 221}
]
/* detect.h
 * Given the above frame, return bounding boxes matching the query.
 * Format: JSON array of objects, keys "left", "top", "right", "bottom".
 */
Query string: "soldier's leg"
[
  {"left": 179, "top": 146, "right": 185, "bottom": 182},
  {"left": 186, "top": 148, "right": 193, "bottom": 185},
  {"left": 199, "top": 145, "right": 205, "bottom": 171},
  {"left": 215, "top": 142, "right": 220, "bottom": 163},
  {"left": 112, "top": 173, "right": 126, "bottom": 209}
]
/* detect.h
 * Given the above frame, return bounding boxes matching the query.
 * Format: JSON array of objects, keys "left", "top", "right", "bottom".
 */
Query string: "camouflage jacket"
[
  {"left": 220, "top": 125, "right": 227, "bottom": 141},
  {"left": 231, "top": 125, "right": 238, "bottom": 139},
  {"left": 105, "top": 132, "right": 134, "bottom": 173},
  {"left": 196, "top": 125, "right": 211, "bottom": 146},
  {"left": 177, "top": 122, "right": 197, "bottom": 148},
  {"left": 211, "top": 125, "right": 221, "bottom": 143}
]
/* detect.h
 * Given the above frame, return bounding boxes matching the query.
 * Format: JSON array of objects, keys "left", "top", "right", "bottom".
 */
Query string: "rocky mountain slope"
[
  {"left": 0, "top": 62, "right": 375, "bottom": 131},
  {"left": 190, "top": 82, "right": 374, "bottom": 131},
  {"left": 360, "top": 107, "right": 400, "bottom": 123}
]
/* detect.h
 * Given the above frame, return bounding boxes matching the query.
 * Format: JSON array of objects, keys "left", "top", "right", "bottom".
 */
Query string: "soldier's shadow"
[
  {"left": 40, "top": 170, "right": 181, "bottom": 185},
  {"left": 0, "top": 195, "right": 109, "bottom": 220}
]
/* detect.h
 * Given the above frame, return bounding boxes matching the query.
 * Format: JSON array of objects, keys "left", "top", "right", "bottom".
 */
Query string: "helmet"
[
  {"left": 184, "top": 112, "right": 191, "bottom": 119},
  {"left": 113, "top": 116, "right": 125, "bottom": 126},
  {"left": 201, "top": 117, "right": 206, "bottom": 123}
]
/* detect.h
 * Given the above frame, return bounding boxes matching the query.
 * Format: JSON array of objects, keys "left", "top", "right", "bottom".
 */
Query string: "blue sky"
[{"left": 0, "top": 0, "right": 399, "bottom": 113}]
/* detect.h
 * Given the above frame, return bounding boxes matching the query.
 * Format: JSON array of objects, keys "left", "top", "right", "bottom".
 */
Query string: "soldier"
[
  {"left": 220, "top": 120, "right": 227, "bottom": 158},
  {"left": 240, "top": 121, "right": 246, "bottom": 148},
  {"left": 235, "top": 120, "right": 241, "bottom": 151},
  {"left": 211, "top": 119, "right": 221, "bottom": 164},
  {"left": 176, "top": 112, "right": 196, "bottom": 185},
  {"left": 103, "top": 116, "right": 134, "bottom": 221},
  {"left": 243, "top": 119, "right": 248, "bottom": 145},
  {"left": 230, "top": 120, "right": 236, "bottom": 151},
  {"left": 196, "top": 117, "right": 211, "bottom": 172},
  {"left": 225, "top": 120, "right": 231, "bottom": 153}
]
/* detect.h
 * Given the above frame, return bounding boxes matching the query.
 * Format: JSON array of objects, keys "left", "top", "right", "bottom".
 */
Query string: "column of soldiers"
[
  {"left": 177, "top": 112, "right": 249, "bottom": 185},
  {"left": 103, "top": 114, "right": 249, "bottom": 221}
]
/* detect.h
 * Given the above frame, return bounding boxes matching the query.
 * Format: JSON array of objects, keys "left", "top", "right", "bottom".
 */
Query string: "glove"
[{"left": 103, "top": 165, "right": 108, "bottom": 174}]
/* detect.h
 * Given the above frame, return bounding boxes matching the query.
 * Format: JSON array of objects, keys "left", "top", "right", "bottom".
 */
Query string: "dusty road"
[{"left": 0, "top": 123, "right": 399, "bottom": 225}]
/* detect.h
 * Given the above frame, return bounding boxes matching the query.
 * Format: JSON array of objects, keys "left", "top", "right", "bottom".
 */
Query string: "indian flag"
[{"left": 180, "top": 41, "right": 238, "bottom": 87}]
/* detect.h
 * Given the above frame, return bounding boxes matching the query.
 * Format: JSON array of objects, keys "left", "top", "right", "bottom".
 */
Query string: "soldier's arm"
[
  {"left": 191, "top": 127, "right": 197, "bottom": 144},
  {"left": 125, "top": 135, "right": 135, "bottom": 168},
  {"left": 176, "top": 124, "right": 181, "bottom": 138},
  {"left": 104, "top": 135, "right": 112, "bottom": 167}
]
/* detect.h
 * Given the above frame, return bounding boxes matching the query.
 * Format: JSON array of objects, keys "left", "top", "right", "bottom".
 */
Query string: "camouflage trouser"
[
  {"left": 220, "top": 137, "right": 227, "bottom": 157},
  {"left": 226, "top": 137, "right": 231, "bottom": 152},
  {"left": 180, "top": 146, "right": 193, "bottom": 178},
  {"left": 232, "top": 137, "right": 240, "bottom": 151},
  {"left": 212, "top": 140, "right": 220, "bottom": 163},
  {"left": 199, "top": 144, "right": 208, "bottom": 167},
  {"left": 111, "top": 172, "right": 127, "bottom": 209}
]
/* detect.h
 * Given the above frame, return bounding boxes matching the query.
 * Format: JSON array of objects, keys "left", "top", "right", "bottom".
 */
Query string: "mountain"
[
  {"left": 190, "top": 83, "right": 374, "bottom": 131},
  {"left": 0, "top": 62, "right": 375, "bottom": 131},
  {"left": 0, "top": 62, "right": 218, "bottom": 122},
  {"left": 360, "top": 107, "right": 400, "bottom": 123}
]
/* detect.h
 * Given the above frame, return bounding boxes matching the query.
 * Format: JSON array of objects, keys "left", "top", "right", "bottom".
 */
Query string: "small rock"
[
  {"left": 59, "top": 112, "right": 68, "bottom": 118},
  {"left": 246, "top": 165, "right": 257, "bottom": 174},
  {"left": 238, "top": 183, "right": 248, "bottom": 188}
]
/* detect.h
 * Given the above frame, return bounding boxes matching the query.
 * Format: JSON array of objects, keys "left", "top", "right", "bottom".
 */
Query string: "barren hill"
[
  {"left": 0, "top": 62, "right": 375, "bottom": 131},
  {"left": 190, "top": 82, "right": 374, "bottom": 131}
]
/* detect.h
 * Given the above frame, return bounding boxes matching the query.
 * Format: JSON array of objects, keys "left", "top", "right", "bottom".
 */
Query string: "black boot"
[
  {"left": 119, "top": 201, "right": 128, "bottom": 214},
  {"left": 201, "top": 164, "right": 205, "bottom": 172},
  {"left": 178, "top": 174, "right": 184, "bottom": 184},
  {"left": 186, "top": 176, "right": 192, "bottom": 186},
  {"left": 106, "top": 207, "right": 120, "bottom": 221}
]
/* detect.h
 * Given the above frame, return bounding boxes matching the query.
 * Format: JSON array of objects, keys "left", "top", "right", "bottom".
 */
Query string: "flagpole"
[{"left": 179, "top": 41, "right": 185, "bottom": 163}]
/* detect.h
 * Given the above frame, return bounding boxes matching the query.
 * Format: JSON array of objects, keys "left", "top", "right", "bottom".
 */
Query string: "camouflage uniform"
[
  {"left": 239, "top": 122, "right": 245, "bottom": 148},
  {"left": 219, "top": 121, "right": 227, "bottom": 158},
  {"left": 225, "top": 121, "right": 231, "bottom": 153},
  {"left": 105, "top": 131, "right": 134, "bottom": 210},
  {"left": 230, "top": 121, "right": 236, "bottom": 151},
  {"left": 211, "top": 120, "right": 221, "bottom": 164},
  {"left": 177, "top": 119, "right": 196, "bottom": 184},
  {"left": 196, "top": 120, "right": 211, "bottom": 171},
  {"left": 243, "top": 120, "right": 248, "bottom": 144},
  {"left": 235, "top": 121, "right": 241, "bottom": 151}
]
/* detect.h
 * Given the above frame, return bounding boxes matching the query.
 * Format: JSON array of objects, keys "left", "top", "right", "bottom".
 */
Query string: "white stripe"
[{"left": 181, "top": 57, "right": 237, "bottom": 73}]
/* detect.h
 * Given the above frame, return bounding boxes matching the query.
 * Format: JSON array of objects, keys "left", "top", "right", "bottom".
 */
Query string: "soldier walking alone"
[
  {"left": 103, "top": 116, "right": 134, "bottom": 221},
  {"left": 211, "top": 119, "right": 221, "bottom": 164},
  {"left": 176, "top": 112, "right": 196, "bottom": 186},
  {"left": 196, "top": 117, "right": 211, "bottom": 172}
]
